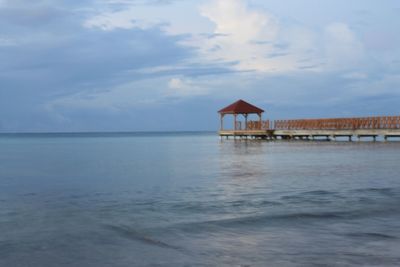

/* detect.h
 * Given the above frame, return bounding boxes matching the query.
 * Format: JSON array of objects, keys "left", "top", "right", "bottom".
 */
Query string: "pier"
[{"left": 219, "top": 100, "right": 400, "bottom": 141}]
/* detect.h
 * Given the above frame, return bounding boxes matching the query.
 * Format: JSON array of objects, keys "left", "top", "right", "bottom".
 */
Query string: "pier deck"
[
  {"left": 219, "top": 116, "right": 400, "bottom": 141},
  {"left": 220, "top": 129, "right": 400, "bottom": 141},
  {"left": 218, "top": 100, "right": 400, "bottom": 141}
]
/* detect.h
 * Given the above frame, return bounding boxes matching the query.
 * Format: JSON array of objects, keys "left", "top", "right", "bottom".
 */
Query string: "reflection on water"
[
  {"left": 0, "top": 133, "right": 400, "bottom": 266},
  {"left": 218, "top": 140, "right": 269, "bottom": 196}
]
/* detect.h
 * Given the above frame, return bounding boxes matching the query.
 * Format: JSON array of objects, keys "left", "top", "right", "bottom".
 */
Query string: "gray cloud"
[
  {"left": 0, "top": 0, "right": 198, "bottom": 131},
  {"left": 0, "top": 0, "right": 242, "bottom": 132}
]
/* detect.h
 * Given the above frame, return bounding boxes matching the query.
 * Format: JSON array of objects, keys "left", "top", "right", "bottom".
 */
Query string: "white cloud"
[
  {"left": 83, "top": 0, "right": 366, "bottom": 74},
  {"left": 168, "top": 77, "right": 184, "bottom": 89},
  {"left": 200, "top": 0, "right": 278, "bottom": 44},
  {"left": 83, "top": 1, "right": 208, "bottom": 34},
  {"left": 166, "top": 77, "right": 208, "bottom": 97},
  {"left": 198, "top": 0, "right": 285, "bottom": 72},
  {"left": 194, "top": 0, "right": 367, "bottom": 73}
]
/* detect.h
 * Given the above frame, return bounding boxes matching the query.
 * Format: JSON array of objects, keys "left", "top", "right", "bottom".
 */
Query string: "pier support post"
[{"left": 349, "top": 136, "right": 352, "bottom": 142}]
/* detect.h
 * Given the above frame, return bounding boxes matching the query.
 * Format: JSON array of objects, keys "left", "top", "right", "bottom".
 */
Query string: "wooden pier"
[{"left": 218, "top": 100, "right": 400, "bottom": 141}]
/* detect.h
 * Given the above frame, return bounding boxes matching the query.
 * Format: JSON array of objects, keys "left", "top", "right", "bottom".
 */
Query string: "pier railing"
[
  {"left": 233, "top": 120, "right": 271, "bottom": 130},
  {"left": 273, "top": 116, "right": 400, "bottom": 130},
  {"left": 246, "top": 120, "right": 271, "bottom": 130}
]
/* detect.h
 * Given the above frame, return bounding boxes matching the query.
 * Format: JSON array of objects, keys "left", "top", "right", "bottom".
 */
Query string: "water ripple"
[{"left": 104, "top": 224, "right": 180, "bottom": 250}]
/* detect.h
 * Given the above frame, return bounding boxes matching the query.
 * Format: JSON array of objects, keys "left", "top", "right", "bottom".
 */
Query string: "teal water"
[{"left": 1, "top": 132, "right": 400, "bottom": 266}]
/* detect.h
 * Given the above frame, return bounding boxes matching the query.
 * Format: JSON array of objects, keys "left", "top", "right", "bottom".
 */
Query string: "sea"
[{"left": 0, "top": 132, "right": 400, "bottom": 267}]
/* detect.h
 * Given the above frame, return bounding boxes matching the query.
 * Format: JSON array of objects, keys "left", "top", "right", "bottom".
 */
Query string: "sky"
[{"left": 1, "top": 0, "right": 400, "bottom": 132}]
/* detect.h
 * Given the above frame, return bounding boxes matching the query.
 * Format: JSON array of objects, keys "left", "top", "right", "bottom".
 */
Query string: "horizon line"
[{"left": 0, "top": 130, "right": 216, "bottom": 135}]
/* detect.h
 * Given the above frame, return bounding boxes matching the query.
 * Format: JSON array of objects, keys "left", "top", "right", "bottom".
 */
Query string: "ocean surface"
[{"left": 1, "top": 132, "right": 400, "bottom": 267}]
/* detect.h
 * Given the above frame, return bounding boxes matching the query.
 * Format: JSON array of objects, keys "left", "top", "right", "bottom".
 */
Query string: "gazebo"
[{"left": 218, "top": 99, "right": 265, "bottom": 130}]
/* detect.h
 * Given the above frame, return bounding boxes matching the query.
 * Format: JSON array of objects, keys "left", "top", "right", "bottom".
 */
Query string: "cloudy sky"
[{"left": 1, "top": 0, "right": 400, "bottom": 132}]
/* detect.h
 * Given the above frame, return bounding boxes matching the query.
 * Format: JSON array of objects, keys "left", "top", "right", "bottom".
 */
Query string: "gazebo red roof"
[{"left": 218, "top": 99, "right": 264, "bottom": 114}]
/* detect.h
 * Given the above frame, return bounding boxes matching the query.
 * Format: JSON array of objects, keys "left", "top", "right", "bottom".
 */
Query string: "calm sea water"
[{"left": 1, "top": 132, "right": 400, "bottom": 266}]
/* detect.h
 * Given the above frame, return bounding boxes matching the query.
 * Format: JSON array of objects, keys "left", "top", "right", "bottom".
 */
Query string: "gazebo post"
[
  {"left": 244, "top": 114, "right": 248, "bottom": 130},
  {"left": 234, "top": 114, "right": 238, "bottom": 130},
  {"left": 258, "top": 113, "right": 262, "bottom": 130},
  {"left": 220, "top": 114, "right": 224, "bottom": 130}
]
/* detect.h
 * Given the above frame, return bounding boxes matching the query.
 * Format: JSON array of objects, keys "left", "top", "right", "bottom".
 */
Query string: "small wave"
[
  {"left": 346, "top": 232, "right": 397, "bottom": 240},
  {"left": 259, "top": 200, "right": 282, "bottom": 206},
  {"left": 228, "top": 199, "right": 282, "bottom": 207},
  {"left": 104, "top": 225, "right": 179, "bottom": 250},
  {"left": 170, "top": 199, "right": 282, "bottom": 213},
  {"left": 301, "top": 190, "right": 336, "bottom": 195},
  {"left": 352, "top": 187, "right": 399, "bottom": 196},
  {"left": 278, "top": 211, "right": 344, "bottom": 220},
  {"left": 281, "top": 190, "right": 339, "bottom": 201},
  {"left": 281, "top": 195, "right": 337, "bottom": 205},
  {"left": 176, "top": 211, "right": 347, "bottom": 231},
  {"left": 175, "top": 204, "right": 400, "bottom": 232}
]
